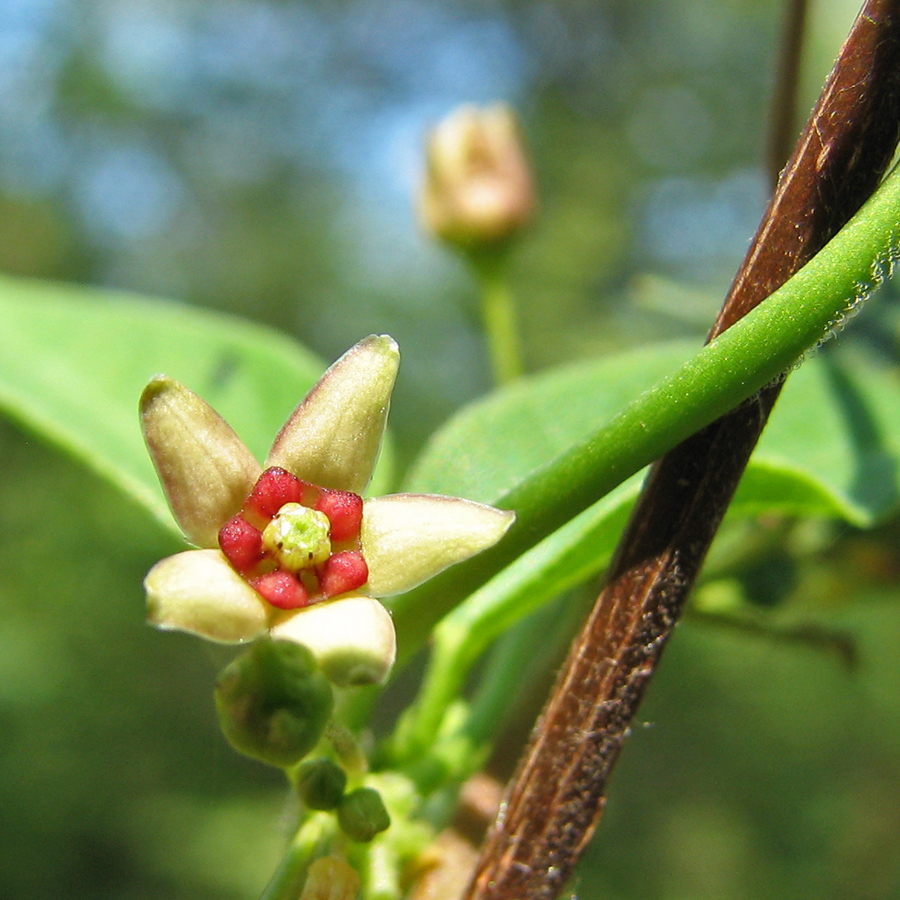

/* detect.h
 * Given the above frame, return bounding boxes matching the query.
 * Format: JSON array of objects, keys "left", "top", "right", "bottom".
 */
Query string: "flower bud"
[
  {"left": 299, "top": 857, "right": 360, "bottom": 900},
  {"left": 215, "top": 639, "right": 333, "bottom": 768},
  {"left": 294, "top": 757, "right": 347, "bottom": 811},
  {"left": 337, "top": 787, "right": 391, "bottom": 842},
  {"left": 419, "top": 104, "right": 536, "bottom": 250}
]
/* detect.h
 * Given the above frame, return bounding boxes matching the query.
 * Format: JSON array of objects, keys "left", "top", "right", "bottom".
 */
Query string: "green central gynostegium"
[{"left": 263, "top": 503, "right": 333, "bottom": 571}]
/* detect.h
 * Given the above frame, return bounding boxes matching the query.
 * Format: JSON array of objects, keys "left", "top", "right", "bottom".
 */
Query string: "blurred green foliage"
[{"left": 2, "top": 0, "right": 900, "bottom": 897}]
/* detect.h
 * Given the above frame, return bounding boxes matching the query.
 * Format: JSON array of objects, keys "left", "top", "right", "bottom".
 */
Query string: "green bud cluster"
[
  {"left": 214, "top": 639, "right": 333, "bottom": 768},
  {"left": 337, "top": 787, "right": 391, "bottom": 842},
  {"left": 293, "top": 758, "right": 391, "bottom": 841},
  {"left": 294, "top": 757, "right": 347, "bottom": 810}
]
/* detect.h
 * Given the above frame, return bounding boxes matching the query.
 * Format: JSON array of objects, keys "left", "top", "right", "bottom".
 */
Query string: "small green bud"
[
  {"left": 294, "top": 757, "right": 347, "bottom": 810},
  {"left": 337, "top": 787, "right": 391, "bottom": 842},
  {"left": 215, "top": 639, "right": 333, "bottom": 768}
]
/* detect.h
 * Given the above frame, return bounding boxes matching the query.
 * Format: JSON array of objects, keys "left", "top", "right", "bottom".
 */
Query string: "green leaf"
[
  {"left": 0, "top": 275, "right": 390, "bottom": 537},
  {"left": 395, "top": 339, "right": 900, "bottom": 755},
  {"left": 736, "top": 344, "right": 900, "bottom": 525},
  {"left": 405, "top": 341, "right": 695, "bottom": 501},
  {"left": 390, "top": 476, "right": 642, "bottom": 761}
]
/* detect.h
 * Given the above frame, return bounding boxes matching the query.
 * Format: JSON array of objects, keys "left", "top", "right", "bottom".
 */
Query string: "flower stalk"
[
  {"left": 472, "top": 252, "right": 523, "bottom": 385},
  {"left": 418, "top": 104, "right": 536, "bottom": 386}
]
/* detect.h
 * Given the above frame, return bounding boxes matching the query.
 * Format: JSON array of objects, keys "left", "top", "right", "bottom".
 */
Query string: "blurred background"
[{"left": 3, "top": 0, "right": 900, "bottom": 897}]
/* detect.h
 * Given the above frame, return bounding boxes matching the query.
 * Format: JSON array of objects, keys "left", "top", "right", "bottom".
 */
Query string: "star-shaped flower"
[{"left": 141, "top": 335, "right": 514, "bottom": 686}]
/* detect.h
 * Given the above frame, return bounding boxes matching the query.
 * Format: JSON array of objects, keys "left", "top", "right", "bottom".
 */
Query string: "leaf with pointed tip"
[
  {"left": 394, "top": 339, "right": 900, "bottom": 751},
  {"left": 400, "top": 340, "right": 900, "bottom": 668},
  {"left": 0, "top": 275, "right": 392, "bottom": 537}
]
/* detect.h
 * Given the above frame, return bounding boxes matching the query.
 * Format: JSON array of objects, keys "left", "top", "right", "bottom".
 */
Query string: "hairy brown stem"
[{"left": 463, "top": 3, "right": 900, "bottom": 898}]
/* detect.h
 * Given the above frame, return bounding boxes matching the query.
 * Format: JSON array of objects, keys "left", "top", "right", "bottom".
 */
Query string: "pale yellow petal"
[
  {"left": 141, "top": 376, "right": 261, "bottom": 547},
  {"left": 361, "top": 494, "right": 515, "bottom": 597},
  {"left": 266, "top": 335, "right": 399, "bottom": 494},
  {"left": 270, "top": 596, "right": 396, "bottom": 687},
  {"left": 145, "top": 549, "right": 269, "bottom": 643}
]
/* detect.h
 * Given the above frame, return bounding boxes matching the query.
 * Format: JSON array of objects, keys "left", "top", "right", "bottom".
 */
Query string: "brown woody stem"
[{"left": 464, "top": 3, "right": 900, "bottom": 898}]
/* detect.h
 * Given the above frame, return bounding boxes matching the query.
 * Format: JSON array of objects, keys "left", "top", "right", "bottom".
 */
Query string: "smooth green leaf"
[
  {"left": 390, "top": 475, "right": 642, "bottom": 760},
  {"left": 392, "top": 160, "right": 900, "bottom": 668},
  {"left": 405, "top": 342, "right": 695, "bottom": 501},
  {"left": 739, "top": 345, "right": 900, "bottom": 525},
  {"left": 0, "top": 275, "right": 391, "bottom": 537},
  {"left": 396, "top": 340, "right": 900, "bottom": 754}
]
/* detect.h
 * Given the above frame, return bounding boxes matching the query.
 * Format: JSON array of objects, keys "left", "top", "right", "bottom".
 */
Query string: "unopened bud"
[
  {"left": 419, "top": 104, "right": 536, "bottom": 250},
  {"left": 299, "top": 857, "right": 360, "bottom": 900},
  {"left": 294, "top": 757, "right": 347, "bottom": 811},
  {"left": 337, "top": 787, "right": 391, "bottom": 842},
  {"left": 215, "top": 639, "right": 333, "bottom": 768}
]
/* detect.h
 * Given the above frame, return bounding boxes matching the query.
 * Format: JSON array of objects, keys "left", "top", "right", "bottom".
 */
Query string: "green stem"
[
  {"left": 326, "top": 719, "right": 368, "bottom": 776},
  {"left": 258, "top": 813, "right": 333, "bottom": 900},
  {"left": 390, "top": 160, "right": 900, "bottom": 665},
  {"left": 392, "top": 481, "right": 638, "bottom": 761},
  {"left": 463, "top": 588, "right": 591, "bottom": 748},
  {"left": 472, "top": 252, "right": 524, "bottom": 385}
]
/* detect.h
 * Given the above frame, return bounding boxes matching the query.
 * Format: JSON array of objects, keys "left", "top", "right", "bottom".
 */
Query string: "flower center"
[
  {"left": 218, "top": 467, "right": 369, "bottom": 611},
  {"left": 262, "top": 503, "right": 332, "bottom": 571}
]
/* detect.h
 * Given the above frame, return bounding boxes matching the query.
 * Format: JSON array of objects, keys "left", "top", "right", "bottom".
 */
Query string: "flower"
[
  {"left": 418, "top": 104, "right": 536, "bottom": 249},
  {"left": 141, "top": 335, "right": 515, "bottom": 686}
]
